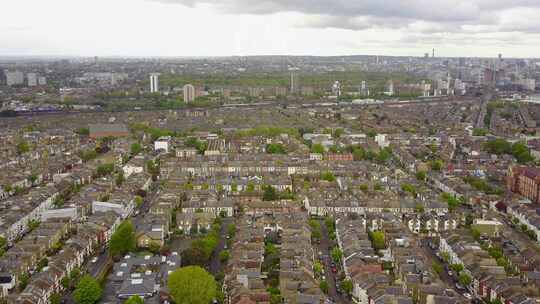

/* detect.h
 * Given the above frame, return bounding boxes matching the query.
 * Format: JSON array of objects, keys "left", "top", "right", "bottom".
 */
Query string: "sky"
[{"left": 2, "top": 0, "right": 540, "bottom": 58}]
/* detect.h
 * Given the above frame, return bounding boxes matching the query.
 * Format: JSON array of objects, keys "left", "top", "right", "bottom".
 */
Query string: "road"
[
  {"left": 419, "top": 238, "right": 477, "bottom": 301},
  {"left": 319, "top": 219, "right": 351, "bottom": 304},
  {"left": 210, "top": 217, "right": 232, "bottom": 275}
]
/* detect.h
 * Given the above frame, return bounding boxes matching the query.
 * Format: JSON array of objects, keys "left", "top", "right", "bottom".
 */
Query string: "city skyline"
[{"left": 2, "top": 0, "right": 540, "bottom": 58}]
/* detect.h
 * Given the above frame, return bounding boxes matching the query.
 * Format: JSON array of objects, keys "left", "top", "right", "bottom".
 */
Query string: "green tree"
[
  {"left": 313, "top": 262, "right": 323, "bottom": 276},
  {"left": 18, "top": 273, "right": 29, "bottom": 291},
  {"left": 340, "top": 279, "right": 353, "bottom": 295},
  {"left": 96, "top": 163, "right": 114, "bottom": 177},
  {"left": 109, "top": 220, "right": 136, "bottom": 257},
  {"left": 130, "top": 143, "right": 142, "bottom": 155},
  {"left": 319, "top": 280, "right": 329, "bottom": 294},
  {"left": 75, "top": 128, "right": 90, "bottom": 136},
  {"left": 432, "top": 261, "right": 443, "bottom": 275},
  {"left": 430, "top": 160, "right": 444, "bottom": 171},
  {"left": 219, "top": 250, "right": 230, "bottom": 263},
  {"left": 263, "top": 186, "right": 278, "bottom": 201},
  {"left": 134, "top": 195, "right": 144, "bottom": 208},
  {"left": 458, "top": 272, "right": 472, "bottom": 286},
  {"left": 124, "top": 295, "right": 144, "bottom": 304},
  {"left": 321, "top": 171, "right": 336, "bottom": 182},
  {"left": 16, "top": 141, "right": 30, "bottom": 154},
  {"left": 168, "top": 266, "right": 217, "bottom": 304},
  {"left": 73, "top": 275, "right": 102, "bottom": 304},
  {"left": 266, "top": 143, "right": 286, "bottom": 154},
  {"left": 311, "top": 144, "right": 325, "bottom": 154},
  {"left": 50, "top": 293, "right": 62, "bottom": 304},
  {"left": 353, "top": 147, "right": 366, "bottom": 161},
  {"left": 370, "top": 231, "right": 386, "bottom": 250},
  {"left": 450, "top": 263, "right": 464, "bottom": 273},
  {"left": 415, "top": 171, "right": 427, "bottom": 181},
  {"left": 331, "top": 247, "right": 343, "bottom": 263}
]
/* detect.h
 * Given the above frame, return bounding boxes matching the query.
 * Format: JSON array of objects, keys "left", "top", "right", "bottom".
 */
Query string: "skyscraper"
[
  {"left": 149, "top": 73, "right": 159, "bottom": 93},
  {"left": 5, "top": 71, "right": 24, "bottom": 86},
  {"left": 27, "top": 73, "right": 37, "bottom": 86},
  {"left": 183, "top": 84, "right": 195, "bottom": 103},
  {"left": 290, "top": 72, "right": 300, "bottom": 94}
]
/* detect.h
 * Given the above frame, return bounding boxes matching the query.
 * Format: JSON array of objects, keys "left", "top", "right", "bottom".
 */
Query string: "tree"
[
  {"left": 313, "top": 262, "right": 323, "bottom": 276},
  {"left": 266, "top": 143, "right": 286, "bottom": 154},
  {"left": 50, "top": 293, "right": 62, "bottom": 304},
  {"left": 168, "top": 266, "right": 217, "bottom": 304},
  {"left": 18, "top": 273, "right": 29, "bottom": 291},
  {"left": 311, "top": 144, "right": 325, "bottom": 154},
  {"left": 115, "top": 171, "right": 125, "bottom": 186},
  {"left": 263, "top": 186, "right": 278, "bottom": 201},
  {"left": 130, "top": 143, "right": 142, "bottom": 156},
  {"left": 432, "top": 261, "right": 443, "bottom": 275},
  {"left": 73, "top": 275, "right": 102, "bottom": 304},
  {"left": 458, "top": 272, "right": 472, "bottom": 286},
  {"left": 321, "top": 171, "right": 336, "bottom": 182},
  {"left": 472, "top": 128, "right": 488, "bottom": 136},
  {"left": 134, "top": 195, "right": 144, "bottom": 208},
  {"left": 340, "top": 279, "right": 353, "bottom": 295},
  {"left": 75, "top": 127, "right": 90, "bottom": 136},
  {"left": 370, "top": 231, "right": 386, "bottom": 250},
  {"left": 415, "top": 171, "right": 427, "bottom": 181},
  {"left": 430, "top": 160, "right": 444, "bottom": 171},
  {"left": 219, "top": 250, "right": 230, "bottom": 263},
  {"left": 96, "top": 163, "right": 114, "bottom": 177},
  {"left": 124, "top": 295, "right": 144, "bottom": 304},
  {"left": 450, "top": 263, "right": 464, "bottom": 273},
  {"left": 319, "top": 280, "right": 329, "bottom": 294},
  {"left": 331, "top": 247, "right": 343, "bottom": 263},
  {"left": 109, "top": 220, "right": 136, "bottom": 257},
  {"left": 353, "top": 147, "right": 366, "bottom": 161},
  {"left": 16, "top": 141, "right": 30, "bottom": 155},
  {"left": 376, "top": 147, "right": 392, "bottom": 164}
]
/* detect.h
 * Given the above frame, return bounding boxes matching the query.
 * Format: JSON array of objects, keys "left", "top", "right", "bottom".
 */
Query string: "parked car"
[{"left": 463, "top": 293, "right": 472, "bottom": 300}]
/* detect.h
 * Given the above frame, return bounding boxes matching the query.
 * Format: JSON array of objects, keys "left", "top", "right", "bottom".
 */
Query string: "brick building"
[{"left": 507, "top": 166, "right": 540, "bottom": 203}]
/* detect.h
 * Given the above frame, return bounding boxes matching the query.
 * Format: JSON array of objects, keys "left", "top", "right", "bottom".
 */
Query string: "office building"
[
  {"left": 183, "top": 84, "right": 195, "bottom": 103},
  {"left": 27, "top": 73, "right": 37, "bottom": 86},
  {"left": 5, "top": 71, "right": 24, "bottom": 86},
  {"left": 150, "top": 73, "right": 159, "bottom": 93}
]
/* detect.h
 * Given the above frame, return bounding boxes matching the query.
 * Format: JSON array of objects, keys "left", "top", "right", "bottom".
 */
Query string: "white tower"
[
  {"left": 183, "top": 84, "right": 195, "bottom": 103},
  {"left": 150, "top": 73, "right": 159, "bottom": 93}
]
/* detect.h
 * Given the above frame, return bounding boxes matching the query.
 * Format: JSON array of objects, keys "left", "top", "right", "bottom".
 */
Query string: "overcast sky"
[{"left": 2, "top": 0, "right": 540, "bottom": 58}]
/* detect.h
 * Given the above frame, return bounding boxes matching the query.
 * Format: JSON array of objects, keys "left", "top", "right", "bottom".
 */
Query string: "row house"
[{"left": 0, "top": 185, "right": 59, "bottom": 244}]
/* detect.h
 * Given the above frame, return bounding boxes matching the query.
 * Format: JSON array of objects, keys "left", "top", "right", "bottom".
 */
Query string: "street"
[{"left": 319, "top": 219, "right": 351, "bottom": 304}]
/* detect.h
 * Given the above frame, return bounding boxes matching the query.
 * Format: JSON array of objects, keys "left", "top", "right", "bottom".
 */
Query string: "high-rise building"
[
  {"left": 290, "top": 72, "right": 300, "bottom": 94},
  {"left": 183, "top": 84, "right": 195, "bottom": 103},
  {"left": 149, "top": 73, "right": 159, "bottom": 93},
  {"left": 27, "top": 73, "right": 37, "bottom": 86},
  {"left": 38, "top": 76, "right": 47, "bottom": 86},
  {"left": 331, "top": 81, "right": 341, "bottom": 96},
  {"left": 5, "top": 71, "right": 24, "bottom": 86}
]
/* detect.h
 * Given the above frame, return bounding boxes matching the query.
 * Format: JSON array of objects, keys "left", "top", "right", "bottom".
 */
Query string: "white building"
[
  {"left": 5, "top": 71, "right": 24, "bottom": 86},
  {"left": 183, "top": 84, "right": 195, "bottom": 102},
  {"left": 150, "top": 73, "right": 159, "bottom": 93},
  {"left": 38, "top": 76, "right": 47, "bottom": 86},
  {"left": 27, "top": 73, "right": 38, "bottom": 86},
  {"left": 375, "top": 134, "right": 390, "bottom": 148},
  {"left": 154, "top": 136, "right": 171, "bottom": 153}
]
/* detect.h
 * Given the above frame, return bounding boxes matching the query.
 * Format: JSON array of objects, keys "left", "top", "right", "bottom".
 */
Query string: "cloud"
[{"left": 150, "top": 0, "right": 540, "bottom": 35}]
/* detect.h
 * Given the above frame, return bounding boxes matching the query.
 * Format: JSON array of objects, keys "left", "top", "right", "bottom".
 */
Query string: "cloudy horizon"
[{"left": 2, "top": 0, "right": 540, "bottom": 58}]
